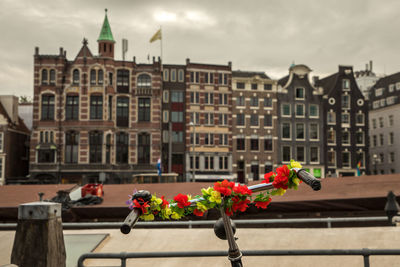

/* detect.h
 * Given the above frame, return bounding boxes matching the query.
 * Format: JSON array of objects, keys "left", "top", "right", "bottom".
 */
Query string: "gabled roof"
[
  {"left": 0, "top": 101, "right": 30, "bottom": 133},
  {"left": 75, "top": 38, "right": 93, "bottom": 59},
  {"left": 97, "top": 9, "right": 115, "bottom": 42},
  {"left": 278, "top": 75, "right": 289, "bottom": 86},
  {"left": 232, "top": 70, "right": 270, "bottom": 79},
  {"left": 316, "top": 72, "right": 339, "bottom": 95},
  {"left": 372, "top": 71, "right": 400, "bottom": 90}
]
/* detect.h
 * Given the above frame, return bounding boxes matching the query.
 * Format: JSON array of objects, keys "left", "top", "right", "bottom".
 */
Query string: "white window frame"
[
  {"left": 295, "top": 103, "right": 305, "bottom": 117},
  {"left": 327, "top": 151, "right": 336, "bottom": 167},
  {"left": 281, "top": 103, "right": 291, "bottom": 117},
  {"left": 281, "top": 122, "right": 291, "bottom": 140},
  {"left": 309, "top": 123, "right": 319, "bottom": 141},
  {"left": 342, "top": 151, "right": 351, "bottom": 168},
  {"left": 0, "top": 132, "right": 3, "bottom": 152},
  {"left": 309, "top": 104, "right": 319, "bottom": 118},
  {"left": 295, "top": 87, "right": 305, "bottom": 100},
  {"left": 310, "top": 147, "right": 320, "bottom": 163},
  {"left": 163, "top": 69, "right": 169, "bottom": 82}
]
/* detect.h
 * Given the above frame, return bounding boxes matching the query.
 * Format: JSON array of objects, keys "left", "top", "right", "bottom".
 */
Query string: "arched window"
[
  {"left": 137, "top": 74, "right": 151, "bottom": 88},
  {"left": 49, "top": 69, "right": 56, "bottom": 85},
  {"left": 138, "top": 132, "right": 150, "bottom": 164},
  {"left": 41, "top": 94, "right": 55, "bottom": 120},
  {"left": 41, "top": 69, "right": 48, "bottom": 85},
  {"left": 90, "top": 69, "right": 96, "bottom": 85},
  {"left": 65, "top": 131, "right": 79, "bottom": 163},
  {"left": 89, "top": 131, "right": 103, "bottom": 163},
  {"left": 73, "top": 69, "right": 80, "bottom": 85},
  {"left": 116, "top": 132, "right": 129, "bottom": 164},
  {"left": 98, "top": 70, "right": 104, "bottom": 85}
]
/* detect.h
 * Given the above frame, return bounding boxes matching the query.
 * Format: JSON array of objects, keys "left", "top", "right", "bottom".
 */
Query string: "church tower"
[{"left": 97, "top": 9, "right": 115, "bottom": 58}]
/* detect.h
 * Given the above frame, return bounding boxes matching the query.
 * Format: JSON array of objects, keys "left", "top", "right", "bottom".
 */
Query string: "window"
[
  {"left": 66, "top": 95, "right": 79, "bottom": 120},
  {"left": 190, "top": 92, "right": 200, "bottom": 104},
  {"left": 327, "top": 111, "right": 336, "bottom": 124},
  {"left": 137, "top": 73, "right": 151, "bottom": 88},
  {"left": 38, "top": 148, "right": 55, "bottom": 163},
  {"left": 218, "top": 73, "right": 228, "bottom": 85},
  {"left": 236, "top": 96, "right": 245, "bottom": 106},
  {"left": 89, "top": 131, "right": 103, "bottom": 163},
  {"left": 219, "top": 134, "right": 228, "bottom": 146},
  {"left": 375, "top": 88, "right": 384, "bottom": 96},
  {"left": 342, "top": 95, "right": 350, "bottom": 109},
  {"left": 163, "top": 69, "right": 169, "bottom": 81},
  {"left": 105, "top": 134, "right": 111, "bottom": 164},
  {"left": 204, "top": 113, "right": 214, "bottom": 125},
  {"left": 116, "top": 132, "right": 129, "bottom": 164},
  {"left": 98, "top": 70, "right": 103, "bottom": 85},
  {"left": 65, "top": 131, "right": 79, "bottom": 163},
  {"left": 296, "top": 146, "right": 305, "bottom": 162},
  {"left": 236, "top": 82, "right": 245, "bottom": 89},
  {"left": 190, "top": 112, "right": 200, "bottom": 124},
  {"left": 264, "top": 135, "right": 273, "bottom": 151},
  {"left": 171, "top": 69, "right": 176, "bottom": 82},
  {"left": 49, "top": 69, "right": 56, "bottom": 85},
  {"left": 41, "top": 94, "right": 55, "bottom": 120},
  {"left": 171, "top": 91, "right": 184, "bottom": 102},
  {"left": 282, "top": 122, "right": 291, "bottom": 139},
  {"left": 263, "top": 98, "right": 272, "bottom": 107},
  {"left": 219, "top": 114, "right": 228, "bottom": 125},
  {"left": 342, "top": 152, "right": 350, "bottom": 167},
  {"left": 309, "top": 123, "right": 319, "bottom": 140},
  {"left": 264, "top": 84, "right": 272, "bottom": 90},
  {"left": 237, "top": 138, "right": 245, "bottom": 150},
  {"left": 90, "top": 95, "right": 103, "bottom": 120},
  {"left": 295, "top": 88, "right": 304, "bottom": 99},
  {"left": 250, "top": 114, "right": 259, "bottom": 126},
  {"left": 389, "top": 115, "right": 394, "bottom": 126},
  {"left": 296, "top": 123, "right": 305, "bottom": 140},
  {"left": 41, "top": 69, "right": 48, "bottom": 85},
  {"left": 205, "top": 92, "right": 214, "bottom": 105},
  {"left": 327, "top": 129, "right": 336, "bottom": 144},
  {"left": 138, "top": 98, "right": 151, "bottom": 122},
  {"left": 379, "top": 117, "right": 384, "bottom": 128},
  {"left": 205, "top": 72, "right": 214, "bottom": 84},
  {"left": 356, "top": 113, "right": 364, "bottom": 125},
  {"left": 138, "top": 133, "right": 150, "bottom": 164},
  {"left": 251, "top": 83, "right": 258, "bottom": 90},
  {"left": 372, "top": 119, "right": 377, "bottom": 129},
  {"left": 219, "top": 156, "right": 228, "bottom": 170},
  {"left": 309, "top": 105, "right": 319, "bottom": 118},
  {"left": 327, "top": 151, "right": 336, "bottom": 166},
  {"left": 163, "top": 91, "right": 169, "bottom": 103},
  {"left": 204, "top": 156, "right": 214, "bottom": 169},
  {"left": 373, "top": 135, "right": 377, "bottom": 147},
  {"left": 90, "top": 69, "right": 96, "bottom": 85},
  {"left": 250, "top": 97, "right": 258, "bottom": 107},
  {"left": 295, "top": 104, "right": 305, "bottom": 117},
  {"left": 264, "top": 162, "right": 273, "bottom": 174},
  {"left": 264, "top": 115, "right": 272, "bottom": 127},
  {"left": 282, "top": 104, "right": 291, "bottom": 116},
  {"left": 172, "top": 131, "right": 183, "bottom": 142},
  {"left": 0, "top": 132, "right": 3, "bottom": 152},
  {"left": 171, "top": 111, "right": 183, "bottom": 122},
  {"left": 389, "top": 132, "right": 394, "bottom": 145},
  {"left": 205, "top": 133, "right": 214, "bottom": 145},
  {"left": 379, "top": 153, "right": 385, "bottom": 163},
  {"left": 389, "top": 152, "right": 395, "bottom": 163},
  {"left": 250, "top": 137, "right": 259, "bottom": 151},
  {"left": 236, "top": 114, "right": 245, "bottom": 126},
  {"left": 356, "top": 132, "right": 364, "bottom": 145},
  {"left": 282, "top": 146, "right": 291, "bottom": 162},
  {"left": 342, "top": 79, "right": 350, "bottom": 90},
  {"left": 116, "top": 97, "right": 129, "bottom": 127},
  {"left": 342, "top": 131, "right": 350, "bottom": 145},
  {"left": 109, "top": 72, "right": 113, "bottom": 86},
  {"left": 389, "top": 85, "right": 395, "bottom": 92},
  {"left": 219, "top": 93, "right": 228, "bottom": 105},
  {"left": 251, "top": 163, "right": 259, "bottom": 180},
  {"left": 342, "top": 113, "right": 350, "bottom": 124},
  {"left": 190, "top": 133, "right": 200, "bottom": 145},
  {"left": 73, "top": 69, "right": 80, "bottom": 85},
  {"left": 190, "top": 72, "right": 199, "bottom": 83},
  {"left": 178, "top": 69, "right": 184, "bottom": 82},
  {"left": 310, "top": 147, "right": 319, "bottom": 163},
  {"left": 379, "top": 134, "right": 384, "bottom": 146}
]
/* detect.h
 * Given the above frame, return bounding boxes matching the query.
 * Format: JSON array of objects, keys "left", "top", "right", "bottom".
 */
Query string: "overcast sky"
[{"left": 1, "top": 0, "right": 400, "bottom": 97}]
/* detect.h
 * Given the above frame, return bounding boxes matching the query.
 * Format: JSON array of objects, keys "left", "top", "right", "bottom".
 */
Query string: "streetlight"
[
  {"left": 372, "top": 154, "right": 379, "bottom": 175},
  {"left": 189, "top": 121, "right": 196, "bottom": 182}
]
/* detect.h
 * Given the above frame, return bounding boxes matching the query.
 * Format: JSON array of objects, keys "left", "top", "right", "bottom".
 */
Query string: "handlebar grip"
[
  {"left": 296, "top": 169, "right": 321, "bottom": 191},
  {"left": 120, "top": 208, "right": 141, "bottom": 234}
]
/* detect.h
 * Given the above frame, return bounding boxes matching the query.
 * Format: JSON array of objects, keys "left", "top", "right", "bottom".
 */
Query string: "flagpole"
[{"left": 160, "top": 25, "right": 163, "bottom": 66}]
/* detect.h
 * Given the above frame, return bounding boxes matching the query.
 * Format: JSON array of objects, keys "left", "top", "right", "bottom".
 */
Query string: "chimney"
[
  {"left": 133, "top": 56, "right": 136, "bottom": 63},
  {"left": 186, "top": 58, "right": 190, "bottom": 65},
  {"left": 370, "top": 60, "right": 373, "bottom": 72},
  {"left": 228, "top": 61, "right": 232, "bottom": 69},
  {"left": 35, "top": 47, "right": 39, "bottom": 56},
  {"left": 59, "top": 47, "right": 64, "bottom": 56}
]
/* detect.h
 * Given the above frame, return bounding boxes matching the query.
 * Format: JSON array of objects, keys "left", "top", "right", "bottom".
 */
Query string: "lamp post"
[
  {"left": 189, "top": 121, "right": 196, "bottom": 182},
  {"left": 372, "top": 153, "right": 379, "bottom": 175}
]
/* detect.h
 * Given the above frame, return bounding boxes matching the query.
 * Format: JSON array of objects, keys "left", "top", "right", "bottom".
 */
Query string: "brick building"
[
  {"left": 232, "top": 71, "right": 278, "bottom": 183},
  {"left": 30, "top": 11, "right": 162, "bottom": 184}
]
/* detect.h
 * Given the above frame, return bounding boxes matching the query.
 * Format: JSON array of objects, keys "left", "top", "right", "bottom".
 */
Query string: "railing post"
[
  {"left": 363, "top": 248, "right": 370, "bottom": 267},
  {"left": 327, "top": 217, "right": 332, "bottom": 228}
]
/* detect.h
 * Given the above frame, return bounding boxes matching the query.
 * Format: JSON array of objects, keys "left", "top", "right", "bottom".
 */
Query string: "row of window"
[
  {"left": 190, "top": 112, "right": 229, "bottom": 125},
  {"left": 236, "top": 82, "right": 272, "bottom": 91},
  {"left": 236, "top": 96, "right": 273, "bottom": 107},
  {"left": 190, "top": 133, "right": 229, "bottom": 146},
  {"left": 374, "top": 152, "right": 396, "bottom": 165},
  {"left": 327, "top": 111, "right": 365, "bottom": 125},
  {"left": 190, "top": 92, "right": 229, "bottom": 105},
  {"left": 236, "top": 136, "right": 273, "bottom": 151},
  {"left": 372, "top": 96, "right": 399, "bottom": 109},
  {"left": 371, "top": 132, "right": 395, "bottom": 147},
  {"left": 282, "top": 146, "right": 320, "bottom": 163},
  {"left": 189, "top": 155, "right": 229, "bottom": 170},
  {"left": 281, "top": 123, "right": 319, "bottom": 140},
  {"left": 281, "top": 103, "right": 319, "bottom": 118},
  {"left": 163, "top": 69, "right": 185, "bottom": 82},
  {"left": 375, "top": 83, "right": 400, "bottom": 96},
  {"left": 236, "top": 114, "right": 273, "bottom": 127},
  {"left": 38, "top": 131, "right": 151, "bottom": 164},
  {"left": 326, "top": 151, "right": 365, "bottom": 168},
  {"left": 327, "top": 130, "right": 365, "bottom": 145},
  {"left": 41, "top": 94, "right": 151, "bottom": 124},
  {"left": 190, "top": 72, "right": 229, "bottom": 85},
  {"left": 372, "top": 115, "right": 394, "bottom": 129}
]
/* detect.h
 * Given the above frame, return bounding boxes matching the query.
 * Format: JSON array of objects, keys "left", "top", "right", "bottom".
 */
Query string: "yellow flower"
[
  {"left": 274, "top": 188, "right": 286, "bottom": 196},
  {"left": 141, "top": 213, "right": 155, "bottom": 221},
  {"left": 161, "top": 208, "right": 172, "bottom": 219},
  {"left": 196, "top": 202, "right": 208, "bottom": 212},
  {"left": 202, "top": 187, "right": 214, "bottom": 196},
  {"left": 171, "top": 212, "right": 182, "bottom": 220},
  {"left": 293, "top": 177, "right": 300, "bottom": 185},
  {"left": 291, "top": 161, "right": 302, "bottom": 169},
  {"left": 209, "top": 191, "right": 221, "bottom": 204}
]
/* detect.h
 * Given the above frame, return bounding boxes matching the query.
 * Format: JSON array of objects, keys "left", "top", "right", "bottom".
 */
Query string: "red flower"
[
  {"left": 161, "top": 195, "right": 169, "bottom": 208},
  {"left": 263, "top": 172, "right": 276, "bottom": 183},
  {"left": 225, "top": 207, "right": 233, "bottom": 216},
  {"left": 277, "top": 165, "right": 290, "bottom": 178},
  {"left": 232, "top": 199, "right": 251, "bottom": 212},
  {"left": 173, "top": 193, "right": 191, "bottom": 209},
  {"left": 133, "top": 198, "right": 150, "bottom": 214},
  {"left": 233, "top": 184, "right": 252, "bottom": 196},
  {"left": 214, "top": 180, "right": 234, "bottom": 196},
  {"left": 254, "top": 199, "right": 271, "bottom": 209},
  {"left": 272, "top": 165, "right": 290, "bottom": 189},
  {"left": 193, "top": 209, "right": 204, "bottom": 217}
]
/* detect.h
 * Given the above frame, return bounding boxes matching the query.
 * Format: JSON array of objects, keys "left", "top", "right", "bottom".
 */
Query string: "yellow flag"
[{"left": 149, "top": 29, "right": 162, "bottom": 43}]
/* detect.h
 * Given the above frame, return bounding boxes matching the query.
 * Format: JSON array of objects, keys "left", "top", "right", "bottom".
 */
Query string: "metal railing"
[
  {"left": 77, "top": 248, "right": 400, "bottom": 267},
  {"left": 0, "top": 216, "right": 389, "bottom": 230}
]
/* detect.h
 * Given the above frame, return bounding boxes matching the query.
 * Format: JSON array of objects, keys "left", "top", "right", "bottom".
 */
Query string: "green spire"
[{"left": 98, "top": 9, "right": 115, "bottom": 42}]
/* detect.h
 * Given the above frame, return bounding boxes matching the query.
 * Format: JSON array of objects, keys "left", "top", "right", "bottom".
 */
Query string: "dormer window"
[
  {"left": 342, "top": 79, "right": 350, "bottom": 90},
  {"left": 90, "top": 69, "right": 96, "bottom": 85},
  {"left": 73, "top": 69, "right": 80, "bottom": 85}
]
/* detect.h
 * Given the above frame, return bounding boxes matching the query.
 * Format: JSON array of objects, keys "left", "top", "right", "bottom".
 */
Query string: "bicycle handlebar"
[
  {"left": 120, "top": 208, "right": 141, "bottom": 234},
  {"left": 293, "top": 168, "right": 321, "bottom": 191}
]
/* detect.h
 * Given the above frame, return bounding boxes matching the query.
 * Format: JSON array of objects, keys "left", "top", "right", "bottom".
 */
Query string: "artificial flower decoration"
[{"left": 125, "top": 160, "right": 306, "bottom": 221}]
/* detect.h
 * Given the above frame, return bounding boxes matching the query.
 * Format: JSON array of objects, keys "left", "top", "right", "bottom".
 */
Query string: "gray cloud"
[{"left": 1, "top": 0, "right": 400, "bottom": 97}]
